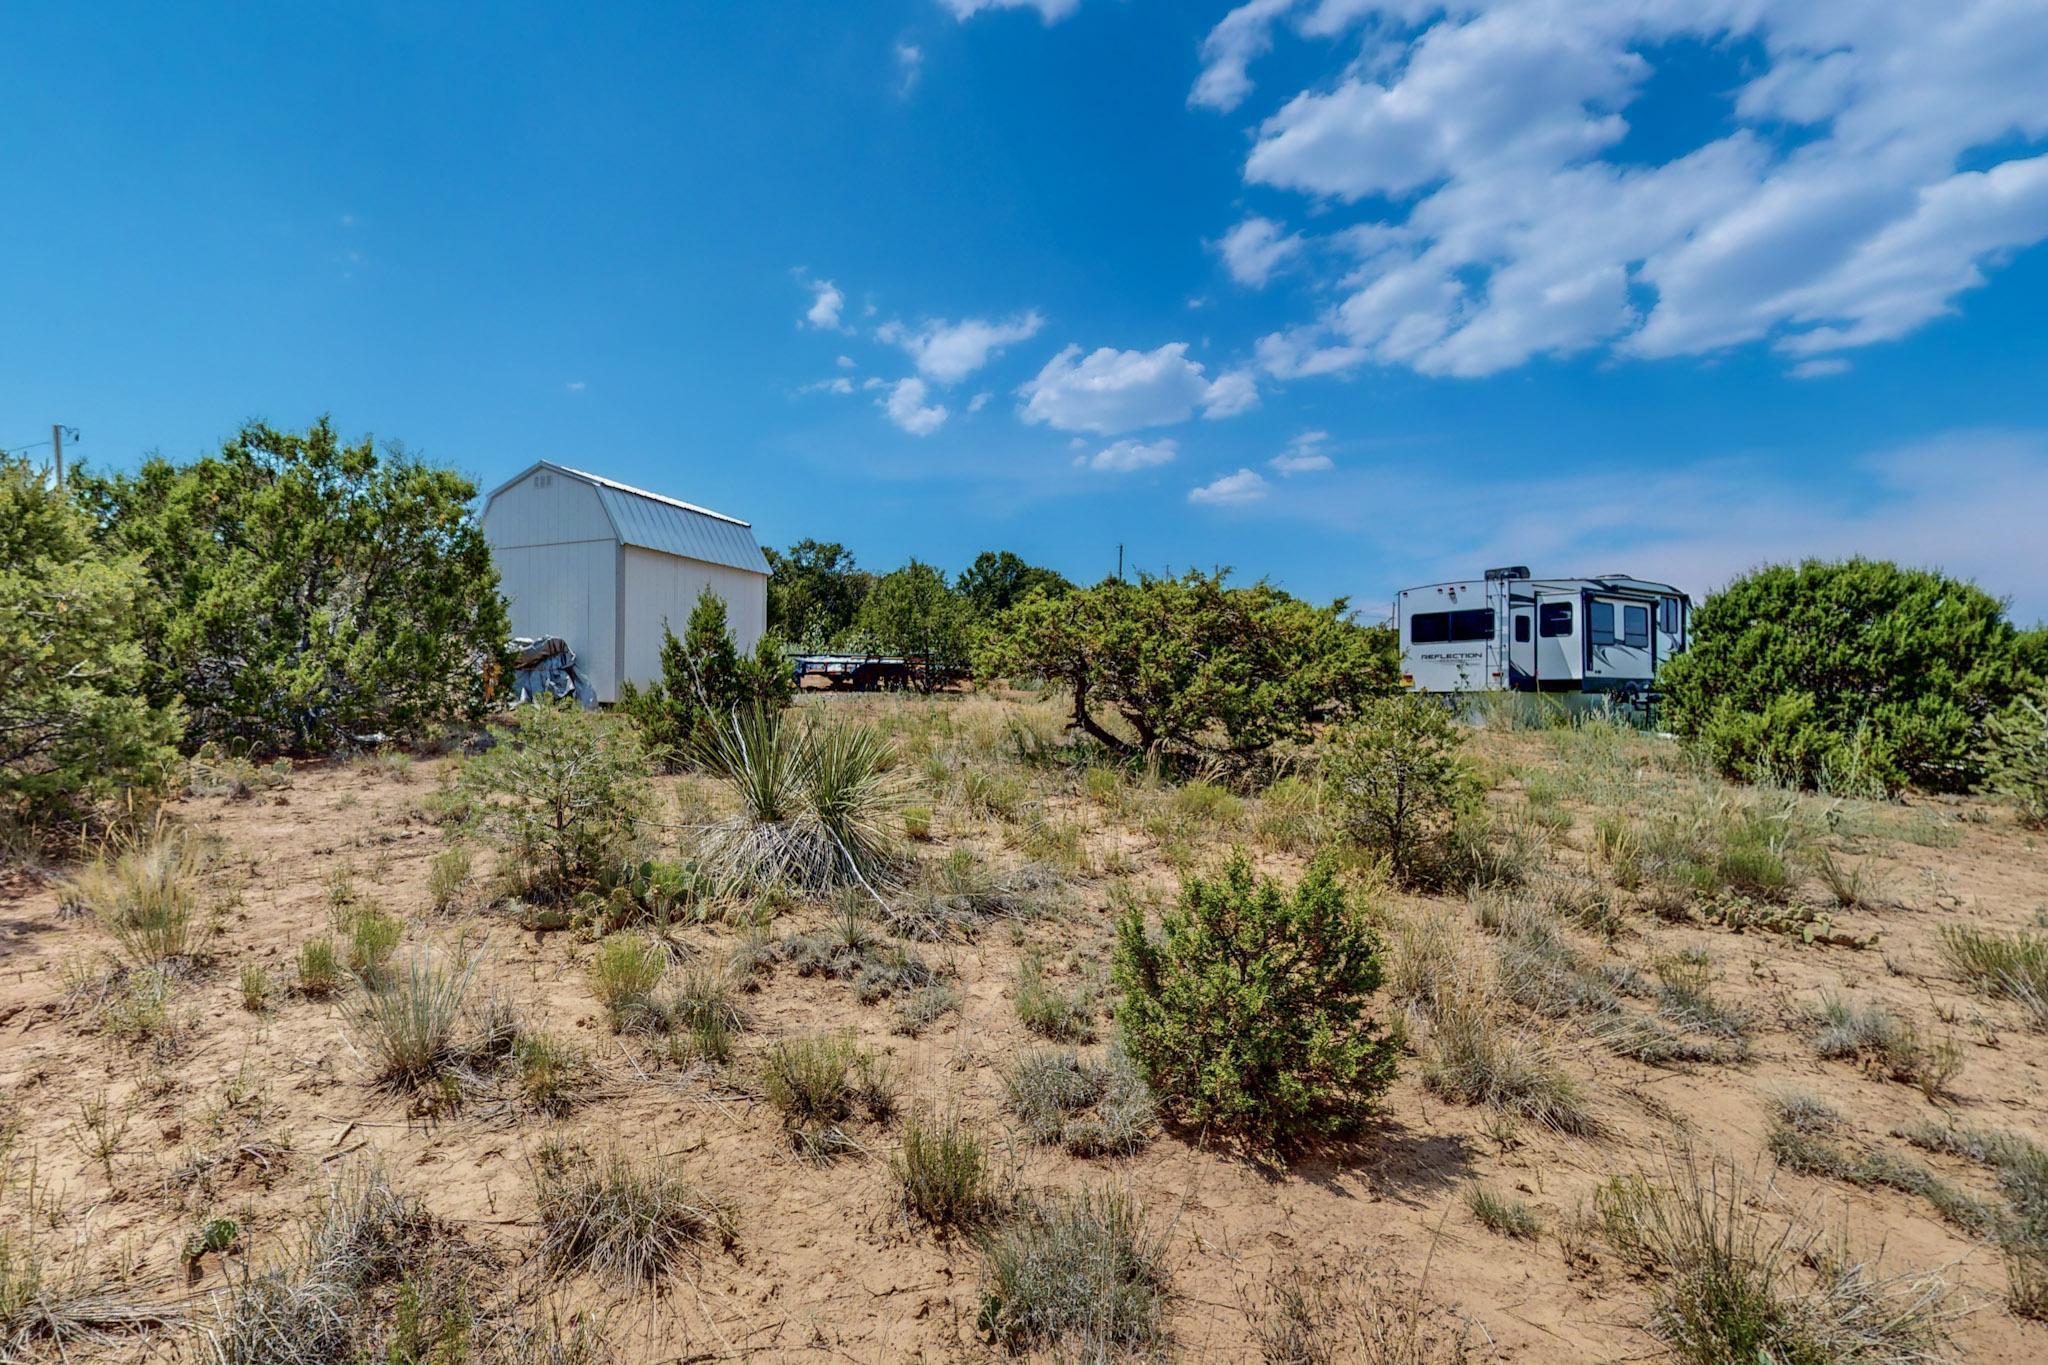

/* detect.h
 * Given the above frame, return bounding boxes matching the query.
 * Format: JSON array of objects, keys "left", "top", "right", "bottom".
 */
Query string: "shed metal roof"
[{"left": 487, "top": 461, "right": 770, "bottom": 576}]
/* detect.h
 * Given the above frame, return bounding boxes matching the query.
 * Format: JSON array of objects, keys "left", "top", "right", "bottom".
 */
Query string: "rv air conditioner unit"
[{"left": 1483, "top": 566, "right": 1531, "bottom": 581}]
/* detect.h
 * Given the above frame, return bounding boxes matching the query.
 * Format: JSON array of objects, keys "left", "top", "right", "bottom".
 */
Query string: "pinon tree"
[
  {"left": 1660, "top": 558, "right": 2041, "bottom": 793},
  {"left": 617, "top": 586, "right": 792, "bottom": 766},
  {"left": 979, "top": 570, "right": 1396, "bottom": 764},
  {"left": 0, "top": 456, "right": 181, "bottom": 824},
  {"left": 76, "top": 418, "right": 509, "bottom": 755}
]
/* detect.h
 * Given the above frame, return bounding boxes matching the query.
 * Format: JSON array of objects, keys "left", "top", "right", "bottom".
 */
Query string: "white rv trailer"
[{"left": 1396, "top": 567, "right": 1690, "bottom": 696}]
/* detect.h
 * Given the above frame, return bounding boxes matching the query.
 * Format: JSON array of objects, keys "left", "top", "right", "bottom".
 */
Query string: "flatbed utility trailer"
[
  {"left": 794, "top": 653, "right": 922, "bottom": 691},
  {"left": 1395, "top": 567, "right": 1689, "bottom": 699}
]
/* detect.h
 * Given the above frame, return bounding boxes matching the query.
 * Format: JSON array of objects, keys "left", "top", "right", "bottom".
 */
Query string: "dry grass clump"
[
  {"left": 758, "top": 1034, "right": 895, "bottom": 1157},
  {"left": 1013, "top": 952, "right": 1099, "bottom": 1043},
  {"left": 885, "top": 850, "right": 1061, "bottom": 942},
  {"left": 1252, "top": 1258, "right": 1476, "bottom": 1364},
  {"left": 1893, "top": 1118, "right": 2048, "bottom": 1315},
  {"left": 1762, "top": 1095, "right": 1989, "bottom": 1229},
  {"left": 1002, "top": 1045, "right": 1157, "bottom": 1157},
  {"left": 1936, "top": 925, "right": 2048, "bottom": 1027},
  {"left": 1421, "top": 995, "right": 1595, "bottom": 1135},
  {"left": 588, "top": 933, "right": 666, "bottom": 1032},
  {"left": 531, "top": 1140, "right": 735, "bottom": 1285},
  {"left": 1466, "top": 1183, "right": 1540, "bottom": 1240},
  {"left": 197, "top": 1160, "right": 433, "bottom": 1363},
  {"left": 891, "top": 1108, "right": 1001, "bottom": 1231},
  {"left": 975, "top": 1187, "right": 1169, "bottom": 1359},
  {"left": 348, "top": 952, "right": 481, "bottom": 1092},
  {"left": 1591, "top": 1154, "right": 1955, "bottom": 1364},
  {"left": 68, "top": 829, "right": 218, "bottom": 967},
  {"left": 512, "top": 1033, "right": 593, "bottom": 1116},
  {"left": 1812, "top": 995, "right": 1963, "bottom": 1098}
]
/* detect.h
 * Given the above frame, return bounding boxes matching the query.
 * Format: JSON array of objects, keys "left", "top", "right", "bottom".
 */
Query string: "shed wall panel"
[
  {"left": 617, "top": 546, "right": 769, "bottom": 695},
  {"left": 494, "top": 542, "right": 621, "bottom": 702},
  {"left": 483, "top": 470, "right": 613, "bottom": 548}
]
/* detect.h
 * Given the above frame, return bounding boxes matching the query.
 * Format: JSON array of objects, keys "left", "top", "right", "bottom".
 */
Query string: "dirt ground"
[{"left": 4, "top": 690, "right": 2047, "bottom": 1362}]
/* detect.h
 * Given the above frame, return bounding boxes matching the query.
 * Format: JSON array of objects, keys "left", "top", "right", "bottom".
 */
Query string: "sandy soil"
[{"left": 4, "top": 693, "right": 2047, "bottom": 1362}]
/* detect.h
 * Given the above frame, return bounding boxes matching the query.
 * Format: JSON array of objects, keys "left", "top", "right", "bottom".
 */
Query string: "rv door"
[
  {"left": 1585, "top": 593, "right": 1655, "bottom": 687},
  {"left": 1533, "top": 591, "right": 1579, "bottom": 689}
]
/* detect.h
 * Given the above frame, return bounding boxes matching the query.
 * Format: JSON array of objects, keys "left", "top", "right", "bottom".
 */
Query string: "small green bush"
[
  {"left": 425, "top": 846, "right": 471, "bottom": 912},
  {"left": 337, "top": 905, "right": 402, "bottom": 983},
  {"left": 1113, "top": 855, "right": 1398, "bottom": 1148},
  {"left": 239, "top": 964, "right": 272, "bottom": 1013},
  {"left": 1466, "top": 1183, "right": 1540, "bottom": 1239},
  {"left": 1985, "top": 692, "right": 2048, "bottom": 828},
  {"left": 457, "top": 702, "right": 651, "bottom": 904},
  {"left": 1322, "top": 695, "right": 1479, "bottom": 886}
]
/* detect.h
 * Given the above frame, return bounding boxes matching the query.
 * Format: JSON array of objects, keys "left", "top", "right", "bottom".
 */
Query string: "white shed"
[{"left": 481, "top": 461, "right": 770, "bottom": 703}]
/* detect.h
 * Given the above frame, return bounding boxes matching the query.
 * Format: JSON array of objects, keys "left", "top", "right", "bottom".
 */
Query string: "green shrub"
[
  {"left": 239, "top": 965, "right": 272, "bottom": 1013},
  {"left": 458, "top": 702, "right": 651, "bottom": 904},
  {"left": 975, "top": 1189, "right": 1168, "bottom": 1358},
  {"left": 0, "top": 454, "right": 180, "bottom": 827},
  {"left": 616, "top": 586, "right": 792, "bottom": 768},
  {"left": 513, "top": 1032, "right": 590, "bottom": 1116},
  {"left": 1322, "top": 695, "right": 1479, "bottom": 886},
  {"left": 758, "top": 1035, "right": 895, "bottom": 1155},
  {"left": 1661, "top": 559, "right": 2041, "bottom": 793},
  {"left": 1985, "top": 692, "right": 2048, "bottom": 828},
  {"left": 76, "top": 417, "right": 508, "bottom": 756},
  {"left": 1113, "top": 855, "right": 1398, "bottom": 1148},
  {"left": 349, "top": 954, "right": 478, "bottom": 1091},
  {"left": 978, "top": 568, "right": 1395, "bottom": 766}
]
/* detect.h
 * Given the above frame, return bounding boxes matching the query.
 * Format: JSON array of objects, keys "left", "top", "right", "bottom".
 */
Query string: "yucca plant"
[{"left": 695, "top": 706, "right": 906, "bottom": 894}]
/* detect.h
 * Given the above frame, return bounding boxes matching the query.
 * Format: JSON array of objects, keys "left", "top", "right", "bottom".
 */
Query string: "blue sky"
[{"left": 6, "top": 0, "right": 2047, "bottom": 621}]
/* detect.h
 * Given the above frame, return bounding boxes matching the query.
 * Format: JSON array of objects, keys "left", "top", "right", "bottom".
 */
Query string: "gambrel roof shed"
[{"left": 481, "top": 461, "right": 769, "bottom": 703}]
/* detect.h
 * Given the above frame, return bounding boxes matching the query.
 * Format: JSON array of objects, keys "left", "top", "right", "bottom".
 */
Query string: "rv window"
[
  {"left": 1659, "top": 598, "right": 1682, "bottom": 634},
  {"left": 1539, "top": 602, "right": 1572, "bottom": 637},
  {"left": 1623, "top": 604, "right": 1650, "bottom": 648},
  {"left": 1410, "top": 612, "right": 1449, "bottom": 644},
  {"left": 1514, "top": 615, "right": 1530, "bottom": 643},
  {"left": 1589, "top": 600, "right": 1617, "bottom": 645},
  {"left": 1449, "top": 609, "right": 1494, "bottom": 642}
]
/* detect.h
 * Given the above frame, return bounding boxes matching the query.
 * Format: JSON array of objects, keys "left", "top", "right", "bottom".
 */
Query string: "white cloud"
[
  {"left": 895, "top": 41, "right": 924, "bottom": 94},
  {"left": 880, "top": 376, "right": 948, "bottom": 435},
  {"left": 1189, "top": 467, "right": 1271, "bottom": 506},
  {"left": 802, "top": 278, "right": 846, "bottom": 331},
  {"left": 1020, "top": 342, "right": 1252, "bottom": 434},
  {"left": 800, "top": 376, "right": 856, "bottom": 396},
  {"left": 1202, "top": 367, "right": 1261, "bottom": 418},
  {"left": 1197, "top": 1, "right": 2048, "bottom": 379},
  {"left": 882, "top": 312, "right": 1045, "bottom": 384},
  {"left": 968, "top": 391, "right": 992, "bottom": 412},
  {"left": 1788, "top": 358, "right": 1850, "bottom": 380},
  {"left": 940, "top": 0, "right": 1080, "bottom": 21},
  {"left": 564, "top": 380, "right": 587, "bottom": 393},
  {"left": 836, "top": 355, "right": 857, "bottom": 369},
  {"left": 1217, "top": 215, "right": 1304, "bottom": 287},
  {"left": 1079, "top": 437, "right": 1179, "bottom": 472},
  {"left": 1269, "top": 429, "right": 1334, "bottom": 473}
]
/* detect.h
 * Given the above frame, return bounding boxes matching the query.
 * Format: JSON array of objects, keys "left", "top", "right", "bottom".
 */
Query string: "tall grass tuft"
[
  {"left": 349, "top": 953, "right": 478, "bottom": 1091},
  {"left": 975, "top": 1188, "right": 1168, "bottom": 1359},
  {"left": 69, "top": 830, "right": 216, "bottom": 967},
  {"left": 532, "top": 1141, "right": 734, "bottom": 1284},
  {"left": 891, "top": 1108, "right": 998, "bottom": 1231},
  {"left": 1937, "top": 926, "right": 2048, "bottom": 1027}
]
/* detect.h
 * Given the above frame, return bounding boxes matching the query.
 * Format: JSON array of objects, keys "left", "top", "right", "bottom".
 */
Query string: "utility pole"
[
  {"left": 52, "top": 424, "right": 64, "bottom": 489},
  {"left": 1117, "top": 543, "right": 1124, "bottom": 583}
]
